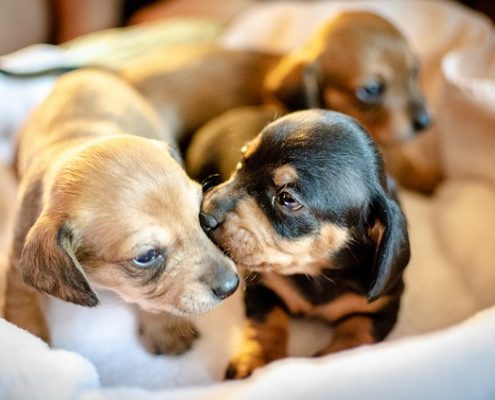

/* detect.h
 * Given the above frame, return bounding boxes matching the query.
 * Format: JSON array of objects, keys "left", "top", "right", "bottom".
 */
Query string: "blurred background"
[{"left": 0, "top": 0, "right": 493, "bottom": 55}]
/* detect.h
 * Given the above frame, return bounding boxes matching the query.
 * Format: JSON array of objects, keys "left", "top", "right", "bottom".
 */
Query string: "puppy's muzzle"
[
  {"left": 200, "top": 208, "right": 239, "bottom": 299},
  {"left": 411, "top": 101, "right": 433, "bottom": 133},
  {"left": 202, "top": 261, "right": 239, "bottom": 300}
]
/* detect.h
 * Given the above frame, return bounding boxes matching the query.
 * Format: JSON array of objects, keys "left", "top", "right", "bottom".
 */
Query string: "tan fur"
[
  {"left": 240, "top": 134, "right": 262, "bottom": 160},
  {"left": 226, "top": 281, "right": 388, "bottom": 377},
  {"left": 264, "top": 11, "right": 422, "bottom": 144},
  {"left": 209, "top": 195, "right": 349, "bottom": 275},
  {"left": 5, "top": 69, "right": 237, "bottom": 353},
  {"left": 262, "top": 272, "right": 392, "bottom": 320},
  {"left": 272, "top": 165, "right": 299, "bottom": 188},
  {"left": 124, "top": 49, "right": 280, "bottom": 143},
  {"left": 137, "top": 309, "right": 199, "bottom": 355},
  {"left": 227, "top": 307, "right": 289, "bottom": 379},
  {"left": 0, "top": 163, "right": 17, "bottom": 316},
  {"left": 5, "top": 267, "right": 49, "bottom": 341},
  {"left": 317, "top": 315, "right": 375, "bottom": 355}
]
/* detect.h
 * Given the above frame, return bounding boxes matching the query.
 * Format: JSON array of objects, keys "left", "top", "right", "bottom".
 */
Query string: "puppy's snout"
[
  {"left": 202, "top": 263, "right": 239, "bottom": 300},
  {"left": 200, "top": 212, "right": 220, "bottom": 232},
  {"left": 411, "top": 102, "right": 432, "bottom": 133},
  {"left": 413, "top": 111, "right": 432, "bottom": 132}
]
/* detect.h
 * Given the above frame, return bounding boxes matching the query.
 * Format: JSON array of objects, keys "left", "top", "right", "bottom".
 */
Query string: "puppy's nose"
[
  {"left": 211, "top": 268, "right": 239, "bottom": 300},
  {"left": 199, "top": 212, "right": 220, "bottom": 231},
  {"left": 412, "top": 111, "right": 432, "bottom": 132}
]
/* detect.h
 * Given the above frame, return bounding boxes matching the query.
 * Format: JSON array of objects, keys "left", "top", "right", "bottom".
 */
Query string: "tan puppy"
[
  {"left": 123, "top": 47, "right": 279, "bottom": 145},
  {"left": 125, "top": 11, "right": 433, "bottom": 190},
  {"left": 4, "top": 69, "right": 239, "bottom": 354},
  {"left": 264, "top": 11, "right": 431, "bottom": 144}
]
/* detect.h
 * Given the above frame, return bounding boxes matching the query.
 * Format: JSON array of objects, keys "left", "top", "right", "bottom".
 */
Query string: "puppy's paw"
[
  {"left": 137, "top": 311, "right": 199, "bottom": 356},
  {"left": 224, "top": 353, "right": 266, "bottom": 380}
]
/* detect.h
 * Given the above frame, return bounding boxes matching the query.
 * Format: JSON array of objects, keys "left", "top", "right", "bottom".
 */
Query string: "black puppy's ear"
[
  {"left": 264, "top": 58, "right": 322, "bottom": 110},
  {"left": 367, "top": 193, "right": 410, "bottom": 301},
  {"left": 168, "top": 145, "right": 184, "bottom": 166},
  {"left": 19, "top": 213, "right": 99, "bottom": 307}
]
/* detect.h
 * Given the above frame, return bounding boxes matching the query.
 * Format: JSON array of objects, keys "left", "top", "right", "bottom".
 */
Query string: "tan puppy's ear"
[
  {"left": 367, "top": 193, "right": 410, "bottom": 301},
  {"left": 264, "top": 57, "right": 322, "bottom": 110},
  {"left": 19, "top": 214, "right": 99, "bottom": 306}
]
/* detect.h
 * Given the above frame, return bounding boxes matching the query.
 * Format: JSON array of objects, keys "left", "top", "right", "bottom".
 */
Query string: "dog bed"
[{"left": 1, "top": 1, "right": 495, "bottom": 399}]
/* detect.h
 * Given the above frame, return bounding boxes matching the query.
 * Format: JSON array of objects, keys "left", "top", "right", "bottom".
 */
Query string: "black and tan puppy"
[
  {"left": 4, "top": 69, "right": 239, "bottom": 355},
  {"left": 198, "top": 110, "right": 410, "bottom": 379}
]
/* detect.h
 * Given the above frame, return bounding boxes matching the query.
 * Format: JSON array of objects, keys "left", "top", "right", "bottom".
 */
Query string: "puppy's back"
[
  {"left": 186, "top": 106, "right": 279, "bottom": 182},
  {"left": 125, "top": 49, "right": 280, "bottom": 144},
  {"left": 16, "top": 69, "right": 170, "bottom": 178}
]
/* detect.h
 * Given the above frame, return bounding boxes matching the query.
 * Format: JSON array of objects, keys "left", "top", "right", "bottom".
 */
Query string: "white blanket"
[{"left": 1, "top": 1, "right": 495, "bottom": 399}]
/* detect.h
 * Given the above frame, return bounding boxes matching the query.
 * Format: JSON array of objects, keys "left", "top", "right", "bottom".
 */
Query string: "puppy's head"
[
  {"left": 19, "top": 136, "right": 238, "bottom": 315},
  {"left": 264, "top": 11, "right": 432, "bottom": 145},
  {"left": 201, "top": 110, "right": 409, "bottom": 299}
]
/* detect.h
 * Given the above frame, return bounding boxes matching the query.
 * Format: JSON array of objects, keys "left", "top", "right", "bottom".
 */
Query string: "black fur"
[{"left": 194, "top": 109, "right": 410, "bottom": 343}]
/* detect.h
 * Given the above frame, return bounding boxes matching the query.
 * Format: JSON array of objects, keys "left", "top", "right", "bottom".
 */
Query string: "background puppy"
[
  {"left": 186, "top": 106, "right": 280, "bottom": 182},
  {"left": 264, "top": 11, "right": 431, "bottom": 144},
  {"left": 4, "top": 69, "right": 239, "bottom": 355},
  {"left": 197, "top": 110, "right": 410, "bottom": 379},
  {"left": 123, "top": 47, "right": 279, "bottom": 146},
  {"left": 125, "top": 11, "right": 433, "bottom": 190}
]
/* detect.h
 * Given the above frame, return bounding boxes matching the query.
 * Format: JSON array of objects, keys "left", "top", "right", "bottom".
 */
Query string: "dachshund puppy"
[
  {"left": 198, "top": 110, "right": 410, "bottom": 379},
  {"left": 4, "top": 69, "right": 239, "bottom": 355},
  {"left": 125, "top": 11, "right": 432, "bottom": 190},
  {"left": 264, "top": 11, "right": 431, "bottom": 144},
  {"left": 123, "top": 47, "right": 279, "bottom": 146}
]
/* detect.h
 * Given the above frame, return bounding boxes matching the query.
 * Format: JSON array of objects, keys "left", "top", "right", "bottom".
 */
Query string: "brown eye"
[{"left": 276, "top": 191, "right": 302, "bottom": 211}]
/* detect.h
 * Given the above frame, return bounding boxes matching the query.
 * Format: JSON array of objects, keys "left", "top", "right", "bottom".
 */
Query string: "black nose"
[
  {"left": 200, "top": 212, "right": 220, "bottom": 231},
  {"left": 413, "top": 111, "right": 432, "bottom": 132},
  {"left": 212, "top": 271, "right": 239, "bottom": 300}
]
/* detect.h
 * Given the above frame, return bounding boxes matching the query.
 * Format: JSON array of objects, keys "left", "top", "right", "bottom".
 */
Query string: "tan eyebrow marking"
[
  {"left": 241, "top": 135, "right": 262, "bottom": 159},
  {"left": 272, "top": 164, "right": 298, "bottom": 187}
]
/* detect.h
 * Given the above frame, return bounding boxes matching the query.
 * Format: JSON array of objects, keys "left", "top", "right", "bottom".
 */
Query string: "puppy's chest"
[{"left": 261, "top": 272, "right": 377, "bottom": 323}]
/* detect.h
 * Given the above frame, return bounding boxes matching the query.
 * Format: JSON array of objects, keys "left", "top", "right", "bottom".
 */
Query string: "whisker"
[{"left": 317, "top": 270, "right": 336, "bottom": 285}]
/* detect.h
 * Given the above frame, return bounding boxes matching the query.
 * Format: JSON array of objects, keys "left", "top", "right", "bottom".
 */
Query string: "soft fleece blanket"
[{"left": 1, "top": 1, "right": 495, "bottom": 399}]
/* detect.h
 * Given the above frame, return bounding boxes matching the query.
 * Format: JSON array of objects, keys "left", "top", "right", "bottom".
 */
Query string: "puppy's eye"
[
  {"left": 133, "top": 248, "right": 163, "bottom": 268},
  {"left": 276, "top": 191, "right": 302, "bottom": 211},
  {"left": 356, "top": 80, "right": 386, "bottom": 104}
]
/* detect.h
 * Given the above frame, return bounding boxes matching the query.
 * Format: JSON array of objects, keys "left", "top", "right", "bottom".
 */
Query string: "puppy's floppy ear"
[
  {"left": 264, "top": 57, "right": 322, "bottom": 110},
  {"left": 367, "top": 192, "right": 410, "bottom": 301},
  {"left": 19, "top": 213, "right": 99, "bottom": 306}
]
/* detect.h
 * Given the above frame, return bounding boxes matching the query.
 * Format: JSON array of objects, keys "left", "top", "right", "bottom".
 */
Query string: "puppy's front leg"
[
  {"left": 316, "top": 315, "right": 375, "bottom": 356},
  {"left": 225, "top": 284, "right": 289, "bottom": 380},
  {"left": 137, "top": 309, "right": 199, "bottom": 356},
  {"left": 5, "top": 262, "right": 50, "bottom": 342}
]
